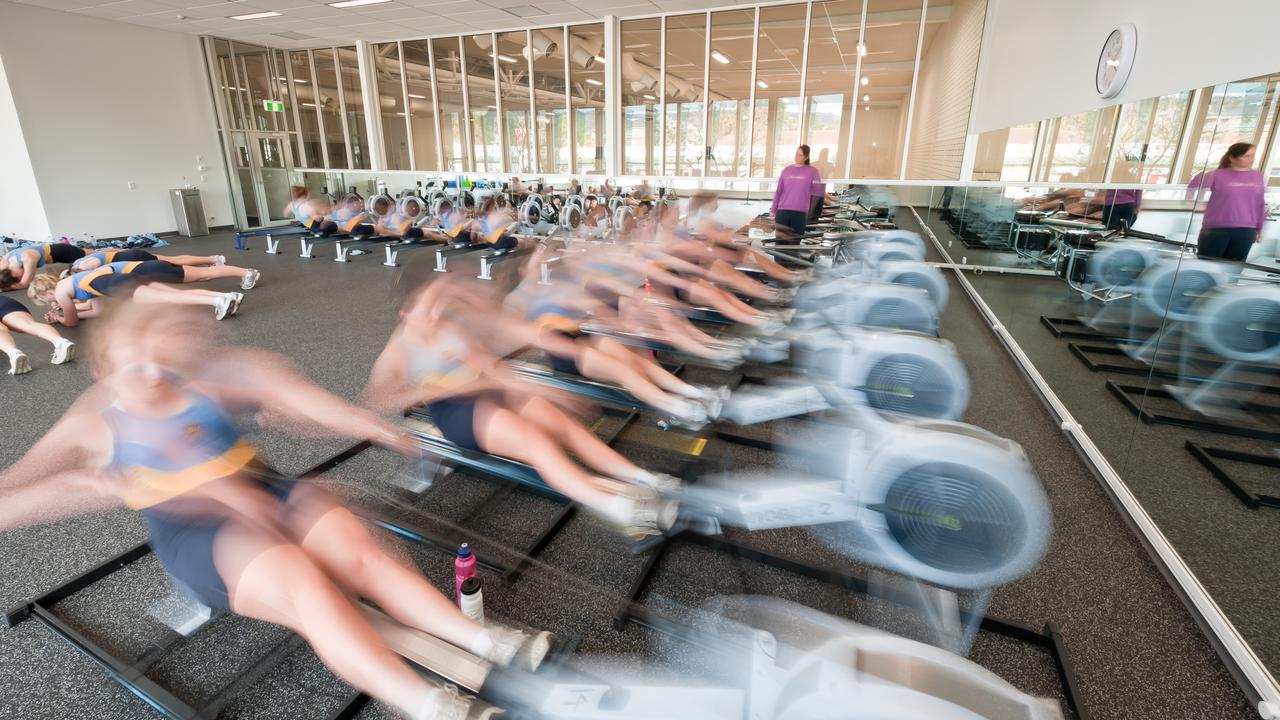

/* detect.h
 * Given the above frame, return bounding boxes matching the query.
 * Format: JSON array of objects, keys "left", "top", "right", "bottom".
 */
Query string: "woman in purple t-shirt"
[
  {"left": 1187, "top": 142, "right": 1266, "bottom": 262},
  {"left": 771, "top": 145, "right": 822, "bottom": 239}
]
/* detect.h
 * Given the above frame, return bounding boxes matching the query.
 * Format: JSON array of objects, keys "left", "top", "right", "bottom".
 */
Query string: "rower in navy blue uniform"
[
  {"left": 363, "top": 280, "right": 680, "bottom": 538},
  {"left": 67, "top": 249, "right": 228, "bottom": 276},
  {"left": 28, "top": 261, "right": 245, "bottom": 326},
  {"left": 0, "top": 243, "right": 87, "bottom": 291},
  {"left": 0, "top": 302, "right": 548, "bottom": 720},
  {"left": 285, "top": 186, "right": 340, "bottom": 235},
  {"left": 0, "top": 295, "right": 75, "bottom": 375}
]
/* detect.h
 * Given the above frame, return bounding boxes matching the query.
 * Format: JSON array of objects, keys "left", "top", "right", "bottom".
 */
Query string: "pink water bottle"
[{"left": 454, "top": 543, "right": 477, "bottom": 605}]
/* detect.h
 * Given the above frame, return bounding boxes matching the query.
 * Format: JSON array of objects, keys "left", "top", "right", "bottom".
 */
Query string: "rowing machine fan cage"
[
  {"left": 1138, "top": 258, "right": 1228, "bottom": 320},
  {"left": 876, "top": 261, "right": 949, "bottom": 312},
  {"left": 841, "top": 284, "right": 939, "bottom": 336},
  {"left": 366, "top": 192, "right": 394, "bottom": 218},
  {"left": 800, "top": 330, "right": 969, "bottom": 422},
  {"left": 852, "top": 420, "right": 1050, "bottom": 589},
  {"left": 1195, "top": 284, "right": 1280, "bottom": 363},
  {"left": 1089, "top": 241, "right": 1157, "bottom": 289}
]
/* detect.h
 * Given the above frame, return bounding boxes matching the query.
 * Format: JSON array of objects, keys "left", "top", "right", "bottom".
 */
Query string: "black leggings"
[
  {"left": 309, "top": 219, "right": 340, "bottom": 237},
  {"left": 350, "top": 223, "right": 376, "bottom": 239},
  {"left": 1101, "top": 203, "right": 1138, "bottom": 231},
  {"left": 774, "top": 209, "right": 808, "bottom": 239},
  {"left": 1197, "top": 227, "right": 1256, "bottom": 262}
]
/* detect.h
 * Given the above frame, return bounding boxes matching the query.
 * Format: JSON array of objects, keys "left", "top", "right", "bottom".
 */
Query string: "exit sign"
[{"left": 262, "top": 100, "right": 284, "bottom": 112}]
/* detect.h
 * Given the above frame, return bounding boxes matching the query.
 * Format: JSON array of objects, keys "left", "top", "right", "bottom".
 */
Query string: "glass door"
[{"left": 232, "top": 131, "right": 296, "bottom": 228}]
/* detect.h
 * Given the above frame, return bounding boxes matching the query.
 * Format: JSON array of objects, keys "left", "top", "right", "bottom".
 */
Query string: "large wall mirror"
[{"left": 924, "top": 70, "right": 1280, "bottom": 687}]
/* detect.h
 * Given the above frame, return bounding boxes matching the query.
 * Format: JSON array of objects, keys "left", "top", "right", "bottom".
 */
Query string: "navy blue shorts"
[
  {"left": 114, "top": 249, "right": 157, "bottom": 262},
  {"left": 0, "top": 295, "right": 29, "bottom": 320},
  {"left": 46, "top": 244, "right": 86, "bottom": 264},
  {"left": 546, "top": 330, "right": 581, "bottom": 375},
  {"left": 426, "top": 392, "right": 503, "bottom": 452},
  {"left": 143, "top": 468, "right": 297, "bottom": 612}
]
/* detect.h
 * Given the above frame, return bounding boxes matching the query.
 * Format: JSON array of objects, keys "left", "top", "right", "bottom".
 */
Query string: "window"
[
  {"left": 706, "top": 9, "right": 754, "bottom": 177},
  {"left": 1043, "top": 106, "right": 1118, "bottom": 182},
  {"left": 1183, "top": 75, "right": 1279, "bottom": 180},
  {"left": 289, "top": 51, "right": 324, "bottom": 168},
  {"left": 531, "top": 27, "right": 569, "bottom": 174},
  {"left": 375, "top": 42, "right": 411, "bottom": 171},
  {"left": 402, "top": 40, "right": 439, "bottom": 171},
  {"left": 234, "top": 42, "right": 276, "bottom": 132},
  {"left": 1110, "top": 91, "right": 1190, "bottom": 184},
  {"left": 752, "top": 4, "right": 806, "bottom": 177},
  {"left": 497, "top": 31, "right": 534, "bottom": 174},
  {"left": 312, "top": 49, "right": 348, "bottom": 169},
  {"left": 972, "top": 123, "right": 1039, "bottom": 181},
  {"left": 569, "top": 24, "right": 605, "bottom": 175},
  {"left": 433, "top": 38, "right": 467, "bottom": 172},
  {"left": 665, "top": 14, "right": 707, "bottom": 176},
  {"left": 850, "top": 0, "right": 923, "bottom": 179},
  {"left": 804, "top": 0, "right": 860, "bottom": 179},
  {"left": 336, "top": 47, "right": 371, "bottom": 170},
  {"left": 464, "top": 34, "right": 501, "bottom": 174},
  {"left": 621, "top": 18, "right": 661, "bottom": 175}
]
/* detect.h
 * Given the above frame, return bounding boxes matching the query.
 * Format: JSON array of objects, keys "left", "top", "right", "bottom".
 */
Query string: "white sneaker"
[
  {"left": 212, "top": 255, "right": 226, "bottom": 266},
  {"left": 228, "top": 292, "right": 244, "bottom": 316},
  {"left": 613, "top": 488, "right": 678, "bottom": 538},
  {"left": 240, "top": 268, "right": 260, "bottom": 290},
  {"left": 7, "top": 350, "right": 31, "bottom": 375},
  {"left": 633, "top": 471, "right": 683, "bottom": 495},
  {"left": 51, "top": 340, "right": 75, "bottom": 365},
  {"left": 484, "top": 626, "right": 552, "bottom": 672},
  {"left": 417, "top": 686, "right": 498, "bottom": 720},
  {"left": 213, "top": 295, "right": 232, "bottom": 320},
  {"left": 667, "top": 400, "right": 709, "bottom": 429}
]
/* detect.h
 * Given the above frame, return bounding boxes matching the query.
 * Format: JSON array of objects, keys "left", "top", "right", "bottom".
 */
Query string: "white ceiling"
[{"left": 8, "top": 0, "right": 762, "bottom": 49}]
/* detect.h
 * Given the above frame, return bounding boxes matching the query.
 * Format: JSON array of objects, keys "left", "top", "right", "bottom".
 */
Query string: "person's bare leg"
[
  {"left": 4, "top": 312, "right": 65, "bottom": 346},
  {"left": 158, "top": 254, "right": 220, "bottom": 267},
  {"left": 283, "top": 486, "right": 488, "bottom": 651},
  {"left": 687, "top": 282, "right": 765, "bottom": 326},
  {"left": 510, "top": 394, "right": 642, "bottom": 480},
  {"left": 474, "top": 401, "right": 617, "bottom": 510},
  {"left": 132, "top": 284, "right": 220, "bottom": 308},
  {"left": 574, "top": 344, "right": 688, "bottom": 414},
  {"left": 593, "top": 337, "right": 702, "bottom": 396},
  {"left": 0, "top": 325, "right": 17, "bottom": 356},
  {"left": 217, "top": 523, "right": 442, "bottom": 719},
  {"left": 707, "top": 259, "right": 776, "bottom": 300},
  {"left": 181, "top": 265, "right": 254, "bottom": 283}
]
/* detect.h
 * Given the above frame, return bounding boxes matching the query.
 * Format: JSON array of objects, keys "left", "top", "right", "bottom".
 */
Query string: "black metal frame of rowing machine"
[
  {"left": 1105, "top": 381, "right": 1280, "bottom": 444},
  {"left": 0, "top": 443, "right": 371, "bottom": 720},
  {"left": 1185, "top": 441, "right": 1280, "bottom": 511}
]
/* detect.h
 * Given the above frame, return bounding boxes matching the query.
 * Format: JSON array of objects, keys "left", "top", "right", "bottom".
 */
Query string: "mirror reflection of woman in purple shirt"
[
  {"left": 1187, "top": 142, "right": 1266, "bottom": 262},
  {"left": 771, "top": 145, "right": 822, "bottom": 240}
]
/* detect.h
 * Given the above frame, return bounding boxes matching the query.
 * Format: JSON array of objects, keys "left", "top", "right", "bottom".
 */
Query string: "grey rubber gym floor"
[
  {"left": 0, "top": 228, "right": 1256, "bottom": 719},
  {"left": 913, "top": 206, "right": 1280, "bottom": 686}
]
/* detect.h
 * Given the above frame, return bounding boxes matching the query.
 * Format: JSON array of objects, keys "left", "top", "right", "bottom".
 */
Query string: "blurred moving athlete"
[
  {"left": 363, "top": 282, "right": 680, "bottom": 538},
  {"left": 0, "top": 302, "right": 546, "bottom": 720}
]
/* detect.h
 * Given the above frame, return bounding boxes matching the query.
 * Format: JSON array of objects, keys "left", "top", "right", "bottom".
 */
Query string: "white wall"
[
  {"left": 971, "top": 0, "right": 1280, "bottom": 134},
  {"left": 0, "top": 54, "right": 50, "bottom": 240},
  {"left": 0, "top": 1, "right": 233, "bottom": 239}
]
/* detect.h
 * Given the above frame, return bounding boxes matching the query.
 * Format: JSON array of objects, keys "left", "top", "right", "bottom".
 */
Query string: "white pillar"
[{"left": 355, "top": 40, "right": 384, "bottom": 171}]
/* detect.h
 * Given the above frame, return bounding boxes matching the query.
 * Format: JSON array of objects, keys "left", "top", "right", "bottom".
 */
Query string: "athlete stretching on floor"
[{"left": 0, "top": 295, "right": 75, "bottom": 375}]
